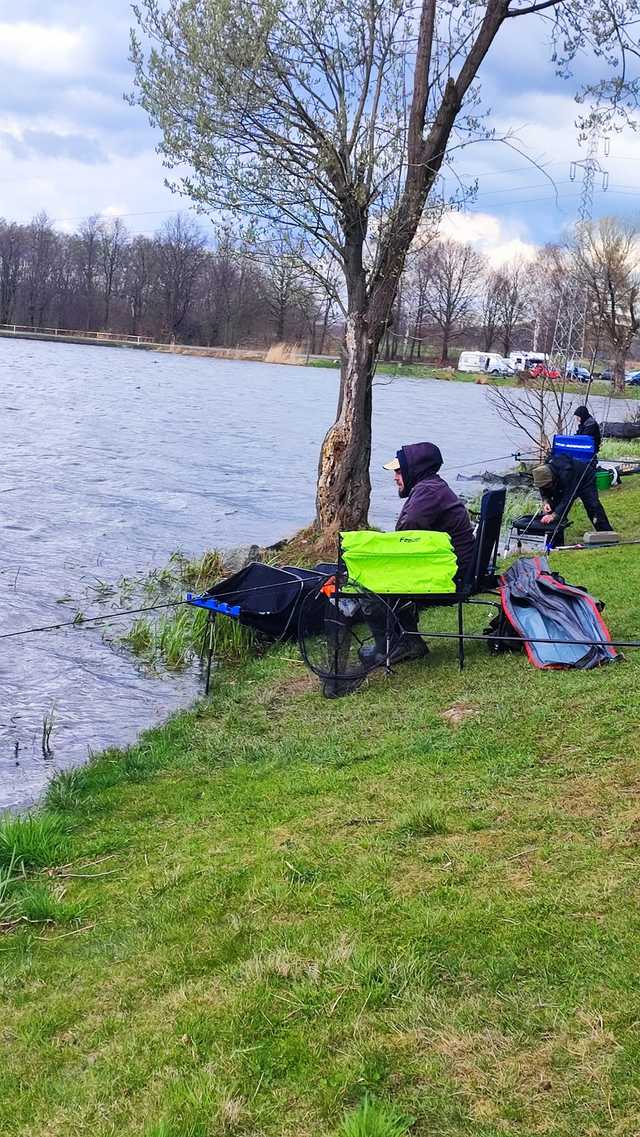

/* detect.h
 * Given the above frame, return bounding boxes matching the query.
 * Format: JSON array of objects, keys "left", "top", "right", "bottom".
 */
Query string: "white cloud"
[
  {"left": 440, "top": 210, "right": 538, "bottom": 266},
  {"left": 0, "top": 23, "right": 89, "bottom": 76}
]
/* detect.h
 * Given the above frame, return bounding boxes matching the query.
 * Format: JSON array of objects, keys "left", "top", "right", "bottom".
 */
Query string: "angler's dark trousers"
[
  {"left": 361, "top": 597, "right": 420, "bottom": 647},
  {"left": 577, "top": 483, "right": 612, "bottom": 531}
]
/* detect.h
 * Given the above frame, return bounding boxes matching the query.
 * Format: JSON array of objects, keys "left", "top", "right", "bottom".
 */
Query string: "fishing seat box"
[{"left": 509, "top": 514, "right": 568, "bottom": 549}]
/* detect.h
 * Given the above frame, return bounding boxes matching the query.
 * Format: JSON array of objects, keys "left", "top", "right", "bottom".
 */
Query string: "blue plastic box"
[{"left": 552, "top": 434, "right": 595, "bottom": 462}]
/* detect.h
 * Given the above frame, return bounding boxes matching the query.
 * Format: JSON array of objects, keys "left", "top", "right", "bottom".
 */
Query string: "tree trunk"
[
  {"left": 613, "top": 344, "right": 627, "bottom": 393},
  {"left": 318, "top": 300, "right": 331, "bottom": 355},
  {"left": 315, "top": 309, "right": 375, "bottom": 532},
  {"left": 441, "top": 323, "right": 450, "bottom": 363}
]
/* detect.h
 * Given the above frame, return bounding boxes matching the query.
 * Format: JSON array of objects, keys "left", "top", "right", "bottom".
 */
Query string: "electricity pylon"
[{"left": 548, "top": 124, "right": 609, "bottom": 374}]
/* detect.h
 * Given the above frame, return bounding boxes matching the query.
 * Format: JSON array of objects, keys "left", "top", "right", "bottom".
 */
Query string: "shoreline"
[{"left": 2, "top": 327, "right": 637, "bottom": 399}]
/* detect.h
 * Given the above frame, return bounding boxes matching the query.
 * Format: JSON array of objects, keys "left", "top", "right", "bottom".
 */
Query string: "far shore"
[{"left": 2, "top": 325, "right": 637, "bottom": 400}]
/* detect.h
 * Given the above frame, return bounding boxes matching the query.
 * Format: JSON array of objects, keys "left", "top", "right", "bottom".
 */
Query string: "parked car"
[
  {"left": 599, "top": 368, "right": 614, "bottom": 381},
  {"left": 529, "top": 363, "right": 561, "bottom": 380},
  {"left": 566, "top": 365, "right": 591, "bottom": 383},
  {"left": 625, "top": 370, "right": 640, "bottom": 386}
]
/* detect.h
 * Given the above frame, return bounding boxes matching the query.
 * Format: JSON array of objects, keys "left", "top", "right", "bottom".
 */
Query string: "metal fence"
[{"left": 0, "top": 323, "right": 157, "bottom": 345}]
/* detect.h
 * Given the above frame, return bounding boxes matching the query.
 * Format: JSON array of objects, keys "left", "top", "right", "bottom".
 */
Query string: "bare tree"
[
  {"left": 22, "top": 213, "right": 57, "bottom": 327},
  {"left": 261, "top": 235, "right": 308, "bottom": 343},
  {"left": 125, "top": 235, "right": 159, "bottom": 335},
  {"left": 74, "top": 215, "right": 102, "bottom": 330},
  {"left": 0, "top": 221, "right": 24, "bottom": 325},
  {"left": 422, "top": 240, "right": 483, "bottom": 362},
  {"left": 157, "top": 214, "right": 206, "bottom": 337},
  {"left": 130, "top": 0, "right": 638, "bottom": 531},
  {"left": 99, "top": 217, "right": 129, "bottom": 328},
  {"left": 480, "top": 267, "right": 501, "bottom": 352},
  {"left": 495, "top": 259, "right": 532, "bottom": 357},
  {"left": 401, "top": 255, "right": 430, "bottom": 361},
  {"left": 577, "top": 217, "right": 640, "bottom": 392},
  {"left": 486, "top": 375, "right": 573, "bottom": 460},
  {"left": 528, "top": 243, "right": 566, "bottom": 357}
]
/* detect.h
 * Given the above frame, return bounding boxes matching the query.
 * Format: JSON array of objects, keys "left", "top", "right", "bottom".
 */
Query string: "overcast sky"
[{"left": 0, "top": 2, "right": 638, "bottom": 266}]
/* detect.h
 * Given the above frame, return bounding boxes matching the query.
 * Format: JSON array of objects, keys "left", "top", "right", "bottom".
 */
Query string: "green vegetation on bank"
[
  {"left": 600, "top": 438, "right": 640, "bottom": 460},
  {"left": 1, "top": 483, "right": 640, "bottom": 1136},
  {"left": 308, "top": 356, "right": 640, "bottom": 399}
]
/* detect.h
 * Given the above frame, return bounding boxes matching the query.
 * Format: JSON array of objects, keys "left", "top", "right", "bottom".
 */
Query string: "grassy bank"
[
  {"left": 308, "top": 356, "right": 640, "bottom": 401},
  {"left": 1, "top": 484, "right": 640, "bottom": 1137}
]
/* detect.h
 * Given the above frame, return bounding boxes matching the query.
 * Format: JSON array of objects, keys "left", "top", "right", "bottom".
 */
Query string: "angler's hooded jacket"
[{"left": 395, "top": 442, "right": 475, "bottom": 575}]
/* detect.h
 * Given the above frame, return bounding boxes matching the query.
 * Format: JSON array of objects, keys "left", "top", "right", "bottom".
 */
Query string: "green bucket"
[{"left": 595, "top": 468, "right": 614, "bottom": 492}]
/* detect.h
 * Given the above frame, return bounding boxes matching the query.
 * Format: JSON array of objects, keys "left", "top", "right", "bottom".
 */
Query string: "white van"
[
  {"left": 486, "top": 355, "right": 516, "bottom": 376},
  {"left": 509, "top": 351, "right": 546, "bottom": 371},
  {"left": 458, "top": 351, "right": 514, "bottom": 374},
  {"left": 458, "top": 351, "right": 491, "bottom": 372}
]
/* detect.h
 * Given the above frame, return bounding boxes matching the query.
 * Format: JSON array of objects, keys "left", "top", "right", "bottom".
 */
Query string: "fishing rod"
[
  {"left": 0, "top": 573, "right": 341, "bottom": 642},
  {"left": 552, "top": 537, "right": 640, "bottom": 552},
  {"left": 0, "top": 600, "right": 189, "bottom": 642},
  {"left": 380, "top": 628, "right": 640, "bottom": 651},
  {"left": 320, "top": 607, "right": 638, "bottom": 654},
  {"left": 448, "top": 450, "right": 534, "bottom": 472}
]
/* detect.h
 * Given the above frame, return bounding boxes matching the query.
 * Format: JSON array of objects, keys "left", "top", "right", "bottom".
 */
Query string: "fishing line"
[
  {"left": 0, "top": 576, "right": 336, "bottom": 641},
  {"left": 0, "top": 600, "right": 188, "bottom": 642}
]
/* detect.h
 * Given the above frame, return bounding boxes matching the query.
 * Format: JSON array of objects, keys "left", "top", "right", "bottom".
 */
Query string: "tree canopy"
[{"left": 131, "top": 0, "right": 640, "bottom": 530}]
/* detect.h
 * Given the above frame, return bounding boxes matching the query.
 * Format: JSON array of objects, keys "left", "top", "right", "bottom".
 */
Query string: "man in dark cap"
[
  {"left": 361, "top": 442, "right": 475, "bottom": 667},
  {"left": 574, "top": 405, "right": 602, "bottom": 452},
  {"left": 532, "top": 453, "right": 612, "bottom": 532}
]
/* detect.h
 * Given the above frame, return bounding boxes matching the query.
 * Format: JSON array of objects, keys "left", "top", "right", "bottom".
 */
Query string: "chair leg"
[
  {"left": 457, "top": 602, "right": 465, "bottom": 671},
  {"left": 205, "top": 612, "right": 215, "bottom": 695}
]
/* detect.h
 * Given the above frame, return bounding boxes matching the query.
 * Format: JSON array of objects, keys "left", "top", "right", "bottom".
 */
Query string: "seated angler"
[{"left": 360, "top": 442, "right": 475, "bottom": 667}]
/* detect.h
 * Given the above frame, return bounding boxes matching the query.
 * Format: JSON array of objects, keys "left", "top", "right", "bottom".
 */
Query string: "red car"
[{"left": 529, "top": 363, "right": 561, "bottom": 380}]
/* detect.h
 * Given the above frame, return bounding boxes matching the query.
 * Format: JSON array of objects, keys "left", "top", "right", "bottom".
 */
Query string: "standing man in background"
[{"left": 574, "top": 405, "right": 602, "bottom": 452}]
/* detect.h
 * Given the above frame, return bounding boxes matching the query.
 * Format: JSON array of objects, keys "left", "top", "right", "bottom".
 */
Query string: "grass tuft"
[
  {"left": 395, "top": 806, "right": 449, "bottom": 838},
  {"left": 0, "top": 814, "right": 69, "bottom": 870},
  {"left": 121, "top": 589, "right": 255, "bottom": 671},
  {"left": 599, "top": 438, "right": 640, "bottom": 460},
  {"left": 45, "top": 768, "right": 85, "bottom": 812},
  {"left": 336, "top": 1095, "right": 412, "bottom": 1137},
  {"left": 16, "top": 883, "right": 86, "bottom": 925}
]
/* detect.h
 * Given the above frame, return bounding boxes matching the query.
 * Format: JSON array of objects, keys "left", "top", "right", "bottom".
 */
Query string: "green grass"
[
  {"left": 395, "top": 806, "right": 450, "bottom": 839},
  {"left": 1, "top": 483, "right": 640, "bottom": 1135},
  {"left": 307, "top": 357, "right": 640, "bottom": 398},
  {"left": 600, "top": 438, "right": 640, "bottom": 460},
  {"left": 117, "top": 549, "right": 255, "bottom": 670},
  {"left": 0, "top": 814, "right": 69, "bottom": 870},
  {"left": 336, "top": 1095, "right": 412, "bottom": 1136}
]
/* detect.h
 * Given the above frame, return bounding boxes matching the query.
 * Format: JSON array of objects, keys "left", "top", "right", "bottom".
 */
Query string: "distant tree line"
[
  {"left": 0, "top": 212, "right": 336, "bottom": 350},
  {"left": 0, "top": 212, "right": 636, "bottom": 373},
  {"left": 385, "top": 227, "right": 639, "bottom": 373}
]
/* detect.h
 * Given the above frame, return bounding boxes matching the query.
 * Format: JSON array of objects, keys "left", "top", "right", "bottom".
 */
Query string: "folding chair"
[{"left": 298, "top": 488, "right": 506, "bottom": 691}]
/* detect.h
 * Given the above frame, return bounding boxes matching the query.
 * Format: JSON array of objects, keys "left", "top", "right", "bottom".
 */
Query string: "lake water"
[{"left": 0, "top": 338, "right": 623, "bottom": 808}]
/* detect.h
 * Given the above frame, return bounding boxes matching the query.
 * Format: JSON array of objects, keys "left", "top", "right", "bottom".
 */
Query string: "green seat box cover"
[{"left": 340, "top": 530, "right": 458, "bottom": 595}]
